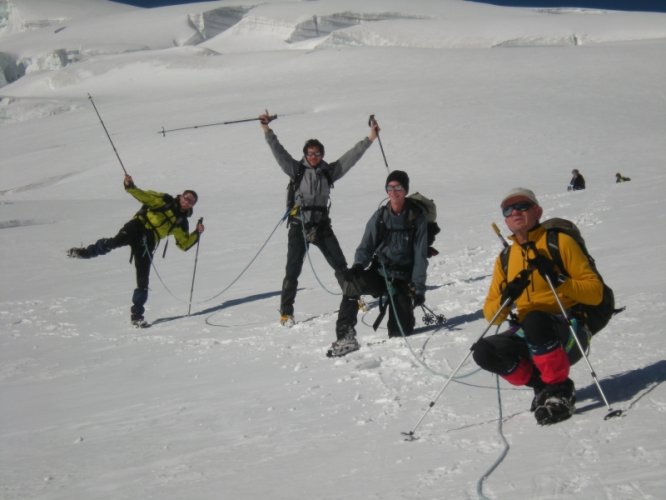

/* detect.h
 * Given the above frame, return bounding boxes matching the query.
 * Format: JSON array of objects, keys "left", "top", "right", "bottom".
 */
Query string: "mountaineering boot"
[
  {"left": 131, "top": 314, "right": 150, "bottom": 329},
  {"left": 280, "top": 314, "right": 295, "bottom": 327},
  {"left": 67, "top": 247, "right": 90, "bottom": 258},
  {"left": 534, "top": 378, "right": 576, "bottom": 425},
  {"left": 326, "top": 337, "right": 360, "bottom": 358},
  {"left": 67, "top": 239, "right": 112, "bottom": 259},
  {"left": 327, "top": 326, "right": 359, "bottom": 357}
]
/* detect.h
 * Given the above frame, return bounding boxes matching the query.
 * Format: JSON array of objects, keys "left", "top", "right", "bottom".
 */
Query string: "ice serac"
[{"left": 187, "top": 6, "right": 250, "bottom": 44}]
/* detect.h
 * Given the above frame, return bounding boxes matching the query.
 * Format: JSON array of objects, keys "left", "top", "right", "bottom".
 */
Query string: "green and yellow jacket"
[
  {"left": 484, "top": 224, "right": 603, "bottom": 325},
  {"left": 127, "top": 186, "right": 199, "bottom": 251}
]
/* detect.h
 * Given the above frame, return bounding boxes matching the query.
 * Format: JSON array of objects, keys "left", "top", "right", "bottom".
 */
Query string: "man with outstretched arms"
[{"left": 259, "top": 110, "right": 379, "bottom": 327}]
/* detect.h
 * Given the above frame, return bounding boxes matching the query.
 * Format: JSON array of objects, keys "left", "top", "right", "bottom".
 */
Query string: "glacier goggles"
[
  {"left": 386, "top": 184, "right": 405, "bottom": 193},
  {"left": 502, "top": 201, "right": 534, "bottom": 217}
]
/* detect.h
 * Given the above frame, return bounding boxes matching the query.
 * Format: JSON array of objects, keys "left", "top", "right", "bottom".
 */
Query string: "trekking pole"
[
  {"left": 420, "top": 304, "right": 446, "bottom": 326},
  {"left": 187, "top": 218, "right": 204, "bottom": 316},
  {"left": 159, "top": 114, "right": 278, "bottom": 137},
  {"left": 402, "top": 296, "right": 513, "bottom": 441},
  {"left": 543, "top": 275, "right": 622, "bottom": 420},
  {"left": 87, "top": 93, "right": 128, "bottom": 175},
  {"left": 368, "top": 114, "right": 389, "bottom": 171}
]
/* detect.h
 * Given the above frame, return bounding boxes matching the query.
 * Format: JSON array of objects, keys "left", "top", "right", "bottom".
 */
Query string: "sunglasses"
[
  {"left": 386, "top": 185, "right": 404, "bottom": 193},
  {"left": 305, "top": 151, "right": 322, "bottom": 158},
  {"left": 502, "top": 201, "right": 533, "bottom": 217}
]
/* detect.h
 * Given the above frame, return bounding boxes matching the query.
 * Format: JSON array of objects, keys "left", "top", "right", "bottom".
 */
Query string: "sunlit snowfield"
[{"left": 1, "top": 1, "right": 666, "bottom": 498}]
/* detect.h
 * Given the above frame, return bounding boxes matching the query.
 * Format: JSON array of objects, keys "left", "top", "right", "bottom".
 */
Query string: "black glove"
[
  {"left": 528, "top": 253, "right": 565, "bottom": 287},
  {"left": 500, "top": 269, "right": 531, "bottom": 305},
  {"left": 344, "top": 264, "right": 364, "bottom": 282},
  {"left": 407, "top": 282, "right": 425, "bottom": 306}
]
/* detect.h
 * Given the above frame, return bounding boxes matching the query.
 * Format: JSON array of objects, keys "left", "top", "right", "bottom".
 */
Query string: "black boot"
[{"left": 533, "top": 378, "right": 576, "bottom": 425}]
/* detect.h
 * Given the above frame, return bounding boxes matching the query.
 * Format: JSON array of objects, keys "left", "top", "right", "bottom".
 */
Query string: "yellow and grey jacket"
[
  {"left": 127, "top": 186, "right": 199, "bottom": 251},
  {"left": 483, "top": 224, "right": 603, "bottom": 325}
]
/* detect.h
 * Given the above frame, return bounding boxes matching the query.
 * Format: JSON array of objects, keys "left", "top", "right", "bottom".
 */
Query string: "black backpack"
[
  {"left": 500, "top": 217, "right": 623, "bottom": 334},
  {"left": 376, "top": 192, "right": 441, "bottom": 258}
]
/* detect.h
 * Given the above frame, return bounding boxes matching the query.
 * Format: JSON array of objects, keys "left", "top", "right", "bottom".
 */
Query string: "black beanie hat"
[{"left": 385, "top": 170, "right": 409, "bottom": 193}]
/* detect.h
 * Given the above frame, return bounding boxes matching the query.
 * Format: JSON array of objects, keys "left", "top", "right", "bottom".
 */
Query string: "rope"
[
  {"left": 378, "top": 259, "right": 481, "bottom": 381},
  {"left": 197, "top": 209, "right": 289, "bottom": 303},
  {"left": 298, "top": 208, "right": 341, "bottom": 296},
  {"left": 146, "top": 210, "right": 288, "bottom": 306},
  {"left": 475, "top": 374, "right": 511, "bottom": 500},
  {"left": 143, "top": 236, "right": 189, "bottom": 304}
]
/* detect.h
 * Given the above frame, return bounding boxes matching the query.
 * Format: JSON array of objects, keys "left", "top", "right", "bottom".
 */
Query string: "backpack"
[
  {"left": 377, "top": 192, "right": 441, "bottom": 258},
  {"left": 500, "top": 217, "right": 623, "bottom": 335},
  {"left": 134, "top": 194, "right": 190, "bottom": 257}
]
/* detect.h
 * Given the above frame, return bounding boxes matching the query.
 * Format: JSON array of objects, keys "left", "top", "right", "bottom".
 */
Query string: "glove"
[
  {"left": 528, "top": 253, "right": 565, "bottom": 287},
  {"left": 500, "top": 269, "right": 531, "bottom": 305},
  {"left": 344, "top": 264, "right": 364, "bottom": 282},
  {"left": 407, "top": 282, "right": 425, "bottom": 306}
]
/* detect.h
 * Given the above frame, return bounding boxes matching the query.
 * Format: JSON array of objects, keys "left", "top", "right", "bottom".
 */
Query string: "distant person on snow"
[
  {"left": 259, "top": 110, "right": 379, "bottom": 327},
  {"left": 473, "top": 188, "right": 603, "bottom": 425},
  {"left": 67, "top": 175, "right": 204, "bottom": 327},
  {"left": 327, "top": 170, "right": 428, "bottom": 358},
  {"left": 568, "top": 169, "right": 585, "bottom": 191},
  {"left": 616, "top": 172, "right": 631, "bottom": 183}
]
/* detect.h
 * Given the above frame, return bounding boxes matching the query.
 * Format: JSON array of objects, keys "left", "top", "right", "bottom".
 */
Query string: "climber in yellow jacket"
[{"left": 68, "top": 174, "right": 204, "bottom": 327}]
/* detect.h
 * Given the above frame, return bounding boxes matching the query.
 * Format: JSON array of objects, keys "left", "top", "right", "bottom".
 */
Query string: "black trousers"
[
  {"left": 280, "top": 221, "right": 348, "bottom": 316},
  {"left": 335, "top": 268, "right": 415, "bottom": 339},
  {"left": 87, "top": 219, "right": 156, "bottom": 318},
  {"left": 472, "top": 310, "right": 589, "bottom": 384}
]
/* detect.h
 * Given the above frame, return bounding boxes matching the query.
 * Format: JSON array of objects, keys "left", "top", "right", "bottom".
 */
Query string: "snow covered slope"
[{"left": 1, "top": 1, "right": 665, "bottom": 499}]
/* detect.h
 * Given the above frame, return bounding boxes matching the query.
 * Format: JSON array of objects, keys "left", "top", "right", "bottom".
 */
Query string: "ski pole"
[
  {"left": 543, "top": 274, "right": 622, "bottom": 420},
  {"left": 402, "top": 296, "right": 513, "bottom": 441},
  {"left": 87, "top": 93, "right": 128, "bottom": 175},
  {"left": 187, "top": 217, "right": 204, "bottom": 316},
  {"left": 159, "top": 114, "right": 278, "bottom": 137},
  {"left": 368, "top": 114, "right": 389, "bottom": 171}
]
